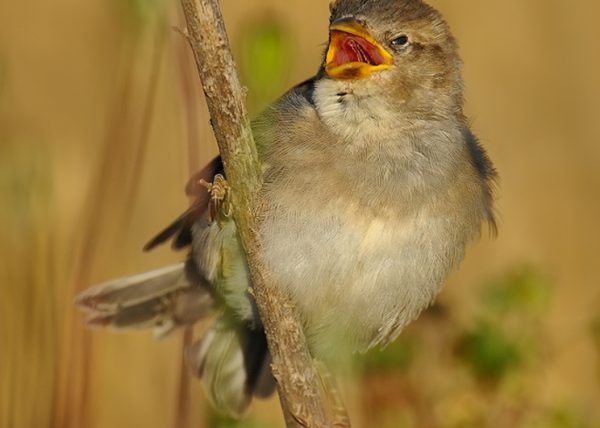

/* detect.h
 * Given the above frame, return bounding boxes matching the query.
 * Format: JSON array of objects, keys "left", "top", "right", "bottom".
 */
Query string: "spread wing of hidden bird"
[{"left": 76, "top": 0, "right": 496, "bottom": 420}]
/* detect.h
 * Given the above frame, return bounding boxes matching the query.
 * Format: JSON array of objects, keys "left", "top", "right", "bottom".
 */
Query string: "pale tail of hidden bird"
[
  {"left": 76, "top": 158, "right": 277, "bottom": 417},
  {"left": 76, "top": 0, "right": 496, "bottom": 419}
]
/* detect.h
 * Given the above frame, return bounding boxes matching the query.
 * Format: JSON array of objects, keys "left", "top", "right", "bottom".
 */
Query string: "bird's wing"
[
  {"left": 143, "top": 156, "right": 224, "bottom": 251},
  {"left": 462, "top": 128, "right": 498, "bottom": 235},
  {"left": 144, "top": 75, "right": 318, "bottom": 253}
]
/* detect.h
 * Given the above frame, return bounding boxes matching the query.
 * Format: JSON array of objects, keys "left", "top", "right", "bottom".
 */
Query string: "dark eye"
[{"left": 391, "top": 35, "right": 409, "bottom": 47}]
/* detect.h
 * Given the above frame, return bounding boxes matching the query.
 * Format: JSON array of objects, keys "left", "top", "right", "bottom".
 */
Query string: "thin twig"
[{"left": 178, "top": 0, "right": 332, "bottom": 426}]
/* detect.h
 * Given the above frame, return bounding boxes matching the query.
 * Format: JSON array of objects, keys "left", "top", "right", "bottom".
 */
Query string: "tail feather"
[
  {"left": 188, "top": 319, "right": 250, "bottom": 417},
  {"left": 76, "top": 264, "right": 188, "bottom": 311},
  {"left": 242, "top": 328, "right": 277, "bottom": 399},
  {"left": 75, "top": 260, "right": 275, "bottom": 417},
  {"left": 187, "top": 319, "right": 275, "bottom": 418},
  {"left": 75, "top": 263, "right": 213, "bottom": 337}
]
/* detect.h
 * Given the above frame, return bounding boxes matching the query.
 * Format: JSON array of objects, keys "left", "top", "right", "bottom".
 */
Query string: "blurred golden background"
[{"left": 1, "top": 0, "right": 599, "bottom": 427}]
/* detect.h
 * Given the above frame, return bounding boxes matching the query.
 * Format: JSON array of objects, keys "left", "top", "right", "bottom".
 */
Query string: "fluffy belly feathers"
[{"left": 259, "top": 194, "right": 463, "bottom": 354}]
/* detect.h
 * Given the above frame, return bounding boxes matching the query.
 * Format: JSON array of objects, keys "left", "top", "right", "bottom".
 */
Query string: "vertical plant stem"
[
  {"left": 178, "top": 0, "right": 333, "bottom": 426},
  {"left": 55, "top": 55, "right": 136, "bottom": 428},
  {"left": 122, "top": 16, "right": 167, "bottom": 223}
]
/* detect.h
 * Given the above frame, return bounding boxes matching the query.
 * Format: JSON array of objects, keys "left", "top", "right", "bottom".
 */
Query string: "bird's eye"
[{"left": 391, "top": 35, "right": 409, "bottom": 47}]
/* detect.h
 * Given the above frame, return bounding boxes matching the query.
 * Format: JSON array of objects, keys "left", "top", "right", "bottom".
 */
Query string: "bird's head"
[{"left": 316, "top": 0, "right": 464, "bottom": 134}]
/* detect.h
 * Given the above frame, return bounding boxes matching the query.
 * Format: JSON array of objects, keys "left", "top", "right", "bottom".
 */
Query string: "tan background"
[{"left": 1, "top": 0, "right": 599, "bottom": 427}]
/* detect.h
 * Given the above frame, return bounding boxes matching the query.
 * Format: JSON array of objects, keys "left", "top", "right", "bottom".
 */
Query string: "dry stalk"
[{"left": 178, "top": 0, "right": 334, "bottom": 426}]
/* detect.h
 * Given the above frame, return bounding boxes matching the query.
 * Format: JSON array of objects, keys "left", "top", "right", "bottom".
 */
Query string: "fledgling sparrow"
[{"left": 77, "top": 0, "right": 496, "bottom": 417}]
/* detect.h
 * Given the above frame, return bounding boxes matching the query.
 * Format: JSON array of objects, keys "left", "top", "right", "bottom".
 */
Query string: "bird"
[{"left": 76, "top": 0, "right": 496, "bottom": 418}]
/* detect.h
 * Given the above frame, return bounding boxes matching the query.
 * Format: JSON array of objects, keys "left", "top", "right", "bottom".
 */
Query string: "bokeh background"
[{"left": 1, "top": 0, "right": 599, "bottom": 427}]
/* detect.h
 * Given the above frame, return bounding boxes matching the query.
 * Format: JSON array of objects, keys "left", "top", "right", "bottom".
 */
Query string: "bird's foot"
[{"left": 199, "top": 174, "right": 232, "bottom": 222}]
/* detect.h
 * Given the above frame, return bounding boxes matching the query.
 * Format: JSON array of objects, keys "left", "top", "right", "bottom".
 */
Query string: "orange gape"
[{"left": 325, "top": 19, "right": 393, "bottom": 79}]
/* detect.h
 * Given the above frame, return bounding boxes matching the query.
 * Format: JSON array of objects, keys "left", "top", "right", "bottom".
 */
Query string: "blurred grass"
[
  {"left": 534, "top": 408, "right": 595, "bottom": 428},
  {"left": 0, "top": 55, "right": 6, "bottom": 97},
  {"left": 359, "top": 265, "right": 600, "bottom": 428},
  {"left": 238, "top": 16, "right": 292, "bottom": 114},
  {"left": 0, "top": 141, "right": 58, "bottom": 428},
  {"left": 1, "top": 0, "right": 600, "bottom": 427},
  {"left": 121, "top": 0, "right": 163, "bottom": 33},
  {"left": 482, "top": 266, "right": 551, "bottom": 315},
  {"left": 591, "top": 313, "right": 600, "bottom": 387},
  {"left": 52, "top": 1, "right": 175, "bottom": 427}
]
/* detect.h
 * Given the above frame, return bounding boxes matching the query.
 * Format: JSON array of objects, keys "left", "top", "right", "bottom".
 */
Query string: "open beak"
[{"left": 325, "top": 18, "right": 394, "bottom": 80}]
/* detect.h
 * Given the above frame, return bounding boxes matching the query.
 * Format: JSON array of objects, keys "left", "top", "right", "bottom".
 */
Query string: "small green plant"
[{"left": 457, "top": 320, "right": 521, "bottom": 380}]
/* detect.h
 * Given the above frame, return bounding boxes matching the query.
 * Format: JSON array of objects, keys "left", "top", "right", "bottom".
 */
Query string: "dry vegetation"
[{"left": 1, "top": 0, "right": 600, "bottom": 427}]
